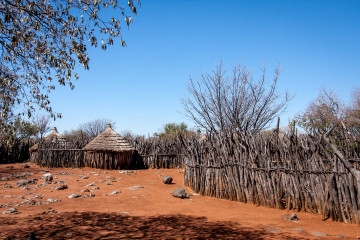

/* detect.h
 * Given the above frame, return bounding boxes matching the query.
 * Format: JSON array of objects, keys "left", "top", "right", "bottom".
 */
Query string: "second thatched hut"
[{"left": 82, "top": 124, "right": 144, "bottom": 169}]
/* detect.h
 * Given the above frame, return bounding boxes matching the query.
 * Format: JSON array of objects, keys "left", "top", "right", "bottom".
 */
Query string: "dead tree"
[{"left": 182, "top": 61, "right": 290, "bottom": 136}]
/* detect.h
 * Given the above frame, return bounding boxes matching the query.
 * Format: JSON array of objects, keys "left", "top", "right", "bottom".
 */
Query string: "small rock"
[
  {"left": 47, "top": 198, "right": 60, "bottom": 203},
  {"left": 268, "top": 227, "right": 281, "bottom": 233},
  {"left": 2, "top": 208, "right": 18, "bottom": 214},
  {"left": 1, "top": 177, "right": 9, "bottom": 181},
  {"left": 31, "top": 194, "right": 44, "bottom": 199},
  {"left": 3, "top": 184, "right": 13, "bottom": 188},
  {"left": 52, "top": 184, "right": 68, "bottom": 190},
  {"left": 6, "top": 166, "right": 14, "bottom": 169},
  {"left": 128, "top": 185, "right": 145, "bottom": 191},
  {"left": 172, "top": 188, "right": 189, "bottom": 198},
  {"left": 290, "top": 213, "right": 299, "bottom": 221},
  {"left": 85, "top": 183, "right": 95, "bottom": 187},
  {"left": 43, "top": 173, "right": 53, "bottom": 182},
  {"left": 110, "top": 190, "right": 121, "bottom": 195},
  {"left": 81, "top": 189, "right": 90, "bottom": 193},
  {"left": 41, "top": 170, "right": 49, "bottom": 173},
  {"left": 16, "top": 179, "right": 37, "bottom": 187},
  {"left": 68, "top": 193, "right": 81, "bottom": 199},
  {"left": 312, "top": 232, "right": 327, "bottom": 237},
  {"left": 52, "top": 180, "right": 65, "bottom": 184},
  {"left": 23, "top": 199, "right": 37, "bottom": 205},
  {"left": 118, "top": 211, "right": 129, "bottom": 215},
  {"left": 163, "top": 175, "right": 173, "bottom": 184},
  {"left": 23, "top": 164, "right": 30, "bottom": 168},
  {"left": 105, "top": 181, "right": 113, "bottom": 185},
  {"left": 82, "top": 193, "right": 95, "bottom": 198},
  {"left": 92, "top": 187, "right": 100, "bottom": 190},
  {"left": 17, "top": 196, "right": 25, "bottom": 199},
  {"left": 80, "top": 176, "right": 89, "bottom": 179}
]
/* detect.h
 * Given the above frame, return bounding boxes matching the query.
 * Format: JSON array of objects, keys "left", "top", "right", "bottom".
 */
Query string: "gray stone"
[
  {"left": 16, "top": 179, "right": 37, "bottom": 187},
  {"left": 163, "top": 175, "right": 173, "bottom": 184},
  {"left": 290, "top": 213, "right": 298, "bottom": 221},
  {"left": 52, "top": 180, "right": 65, "bottom": 184},
  {"left": 2, "top": 208, "right": 18, "bottom": 214},
  {"left": 81, "top": 189, "right": 90, "bottom": 193},
  {"left": 43, "top": 173, "right": 53, "bottom": 182},
  {"left": 3, "top": 184, "right": 13, "bottom": 188},
  {"left": 1, "top": 177, "right": 9, "bottom": 181},
  {"left": 80, "top": 176, "right": 89, "bottom": 179},
  {"left": 68, "top": 193, "right": 81, "bottom": 199},
  {"left": 47, "top": 198, "right": 60, "bottom": 203},
  {"left": 128, "top": 185, "right": 145, "bottom": 191},
  {"left": 312, "top": 232, "right": 327, "bottom": 237},
  {"left": 52, "top": 184, "right": 68, "bottom": 190},
  {"left": 172, "top": 188, "right": 189, "bottom": 198},
  {"left": 92, "top": 187, "right": 100, "bottom": 190},
  {"left": 82, "top": 193, "right": 95, "bottom": 198},
  {"left": 85, "top": 182, "right": 95, "bottom": 187},
  {"left": 268, "top": 227, "right": 281, "bottom": 233},
  {"left": 110, "top": 190, "right": 121, "bottom": 195},
  {"left": 23, "top": 199, "right": 37, "bottom": 205}
]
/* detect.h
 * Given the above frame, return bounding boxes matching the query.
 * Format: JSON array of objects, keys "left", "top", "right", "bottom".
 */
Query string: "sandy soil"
[{"left": 0, "top": 163, "right": 359, "bottom": 239}]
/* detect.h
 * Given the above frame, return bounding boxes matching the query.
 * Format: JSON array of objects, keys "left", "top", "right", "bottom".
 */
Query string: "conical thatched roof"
[
  {"left": 29, "top": 127, "right": 66, "bottom": 152},
  {"left": 82, "top": 124, "right": 135, "bottom": 152},
  {"left": 44, "top": 127, "right": 66, "bottom": 142}
]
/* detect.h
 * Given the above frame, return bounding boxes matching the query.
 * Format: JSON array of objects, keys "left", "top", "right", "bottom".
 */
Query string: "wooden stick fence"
[{"left": 182, "top": 131, "right": 360, "bottom": 224}]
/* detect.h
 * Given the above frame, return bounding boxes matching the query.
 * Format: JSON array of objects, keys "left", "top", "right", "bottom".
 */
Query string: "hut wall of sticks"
[
  {"left": 33, "top": 141, "right": 85, "bottom": 168},
  {"left": 82, "top": 124, "right": 145, "bottom": 169},
  {"left": 127, "top": 136, "right": 186, "bottom": 168},
  {"left": 29, "top": 127, "right": 67, "bottom": 163},
  {"left": 182, "top": 129, "right": 360, "bottom": 224}
]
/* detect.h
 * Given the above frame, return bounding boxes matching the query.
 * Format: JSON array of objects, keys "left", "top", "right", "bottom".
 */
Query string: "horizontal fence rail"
[{"left": 183, "top": 131, "right": 360, "bottom": 224}]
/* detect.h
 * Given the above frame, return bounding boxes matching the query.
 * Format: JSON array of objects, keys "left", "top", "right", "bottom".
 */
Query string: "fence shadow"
[{"left": 0, "top": 212, "right": 306, "bottom": 239}]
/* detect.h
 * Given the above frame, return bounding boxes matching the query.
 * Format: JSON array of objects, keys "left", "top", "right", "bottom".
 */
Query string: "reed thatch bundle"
[{"left": 83, "top": 124, "right": 144, "bottom": 169}]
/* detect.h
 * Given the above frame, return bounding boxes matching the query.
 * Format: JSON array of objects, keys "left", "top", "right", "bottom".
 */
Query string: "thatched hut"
[
  {"left": 29, "top": 127, "right": 67, "bottom": 162},
  {"left": 82, "top": 124, "right": 144, "bottom": 169}
]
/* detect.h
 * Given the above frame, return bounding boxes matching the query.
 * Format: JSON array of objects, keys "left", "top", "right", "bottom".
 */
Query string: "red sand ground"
[{"left": 0, "top": 163, "right": 359, "bottom": 239}]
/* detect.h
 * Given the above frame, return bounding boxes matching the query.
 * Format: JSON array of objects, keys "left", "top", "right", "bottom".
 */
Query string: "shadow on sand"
[{"left": 0, "top": 212, "right": 307, "bottom": 239}]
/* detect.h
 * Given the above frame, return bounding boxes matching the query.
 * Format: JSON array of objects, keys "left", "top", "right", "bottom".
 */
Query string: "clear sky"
[{"left": 48, "top": 0, "right": 360, "bottom": 136}]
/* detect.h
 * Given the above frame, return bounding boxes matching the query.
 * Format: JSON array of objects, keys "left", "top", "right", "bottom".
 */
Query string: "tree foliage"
[
  {"left": 344, "top": 88, "right": 360, "bottom": 135},
  {"left": 154, "top": 122, "right": 195, "bottom": 139},
  {"left": 0, "top": 0, "right": 139, "bottom": 132},
  {"left": 182, "top": 61, "right": 290, "bottom": 135},
  {"left": 295, "top": 89, "right": 343, "bottom": 135}
]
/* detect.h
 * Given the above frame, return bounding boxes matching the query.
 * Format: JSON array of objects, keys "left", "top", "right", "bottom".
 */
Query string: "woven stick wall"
[{"left": 183, "top": 131, "right": 360, "bottom": 224}]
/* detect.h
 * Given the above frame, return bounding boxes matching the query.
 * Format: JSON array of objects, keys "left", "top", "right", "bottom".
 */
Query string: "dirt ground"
[{"left": 0, "top": 163, "right": 359, "bottom": 239}]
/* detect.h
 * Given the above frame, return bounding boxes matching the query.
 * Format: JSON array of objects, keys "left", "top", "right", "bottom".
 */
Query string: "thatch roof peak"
[
  {"left": 83, "top": 126, "right": 135, "bottom": 152},
  {"left": 44, "top": 127, "right": 66, "bottom": 141}
]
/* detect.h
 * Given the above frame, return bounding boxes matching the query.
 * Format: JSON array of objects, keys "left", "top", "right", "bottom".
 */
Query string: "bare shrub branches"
[{"left": 182, "top": 61, "right": 290, "bottom": 135}]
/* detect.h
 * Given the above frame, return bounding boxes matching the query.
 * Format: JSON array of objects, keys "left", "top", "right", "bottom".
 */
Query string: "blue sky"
[{"left": 49, "top": 0, "right": 360, "bottom": 136}]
